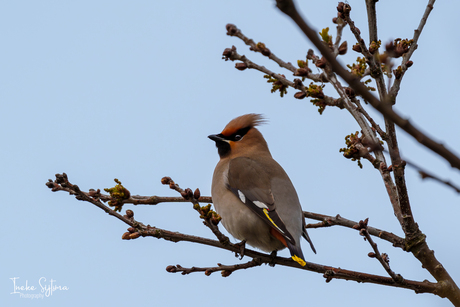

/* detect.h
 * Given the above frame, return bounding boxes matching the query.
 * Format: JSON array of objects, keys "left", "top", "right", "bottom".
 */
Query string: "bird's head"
[{"left": 208, "top": 114, "right": 270, "bottom": 158}]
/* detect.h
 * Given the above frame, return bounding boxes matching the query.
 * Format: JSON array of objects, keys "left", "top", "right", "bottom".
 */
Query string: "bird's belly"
[{"left": 215, "top": 200, "right": 285, "bottom": 253}]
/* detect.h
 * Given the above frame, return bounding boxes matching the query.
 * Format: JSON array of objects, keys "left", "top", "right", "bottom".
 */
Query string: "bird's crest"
[{"left": 221, "top": 114, "right": 266, "bottom": 137}]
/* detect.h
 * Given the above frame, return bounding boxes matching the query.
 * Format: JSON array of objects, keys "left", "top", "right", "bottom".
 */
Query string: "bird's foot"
[
  {"left": 234, "top": 240, "right": 246, "bottom": 260},
  {"left": 269, "top": 250, "right": 278, "bottom": 267}
]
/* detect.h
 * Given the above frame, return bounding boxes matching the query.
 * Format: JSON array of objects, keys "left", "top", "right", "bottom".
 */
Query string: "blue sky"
[{"left": 2, "top": 1, "right": 460, "bottom": 306}]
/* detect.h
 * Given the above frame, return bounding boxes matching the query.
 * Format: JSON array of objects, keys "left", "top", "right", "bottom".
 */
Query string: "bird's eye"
[{"left": 234, "top": 135, "right": 242, "bottom": 141}]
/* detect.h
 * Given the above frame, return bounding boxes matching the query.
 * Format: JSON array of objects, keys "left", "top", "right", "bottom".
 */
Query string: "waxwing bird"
[{"left": 209, "top": 114, "right": 315, "bottom": 266}]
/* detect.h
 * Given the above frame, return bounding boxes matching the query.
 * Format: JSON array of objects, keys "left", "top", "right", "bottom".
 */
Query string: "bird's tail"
[
  {"left": 288, "top": 230, "right": 316, "bottom": 266},
  {"left": 286, "top": 240, "right": 307, "bottom": 266},
  {"left": 269, "top": 227, "right": 307, "bottom": 266},
  {"left": 302, "top": 230, "right": 316, "bottom": 254}
]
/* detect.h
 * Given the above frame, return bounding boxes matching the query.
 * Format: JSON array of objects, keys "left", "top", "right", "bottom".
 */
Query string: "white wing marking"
[
  {"left": 253, "top": 200, "right": 269, "bottom": 209},
  {"left": 238, "top": 190, "right": 246, "bottom": 203}
]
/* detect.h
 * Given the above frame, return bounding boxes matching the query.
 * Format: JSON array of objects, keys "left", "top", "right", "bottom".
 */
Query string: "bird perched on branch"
[{"left": 209, "top": 114, "right": 315, "bottom": 266}]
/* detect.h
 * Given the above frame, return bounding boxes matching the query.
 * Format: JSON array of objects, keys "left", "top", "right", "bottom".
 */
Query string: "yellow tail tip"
[{"left": 292, "top": 255, "right": 306, "bottom": 266}]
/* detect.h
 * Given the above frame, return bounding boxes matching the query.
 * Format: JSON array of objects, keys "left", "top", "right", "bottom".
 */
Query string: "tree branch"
[
  {"left": 47, "top": 173, "right": 442, "bottom": 295},
  {"left": 414, "top": 169, "right": 460, "bottom": 194},
  {"left": 166, "top": 258, "right": 263, "bottom": 277},
  {"left": 343, "top": 4, "right": 388, "bottom": 110},
  {"left": 352, "top": 97, "right": 387, "bottom": 140},
  {"left": 223, "top": 45, "right": 343, "bottom": 108},
  {"left": 389, "top": 0, "right": 436, "bottom": 102},
  {"left": 226, "top": 23, "right": 297, "bottom": 73},
  {"left": 275, "top": 0, "right": 460, "bottom": 171},
  {"left": 355, "top": 218, "right": 404, "bottom": 283},
  {"left": 365, "top": 0, "right": 378, "bottom": 44},
  {"left": 226, "top": 23, "right": 329, "bottom": 83},
  {"left": 160, "top": 176, "right": 229, "bottom": 245},
  {"left": 374, "top": 148, "right": 460, "bottom": 193},
  {"left": 273, "top": 1, "right": 460, "bottom": 304},
  {"left": 224, "top": 22, "right": 460, "bottom": 196},
  {"left": 304, "top": 212, "right": 405, "bottom": 249},
  {"left": 223, "top": 23, "right": 460, "bottom": 304},
  {"left": 46, "top": 180, "right": 212, "bottom": 206}
]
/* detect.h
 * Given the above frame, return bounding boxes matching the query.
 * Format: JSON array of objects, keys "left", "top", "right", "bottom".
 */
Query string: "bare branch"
[
  {"left": 223, "top": 46, "right": 343, "bottom": 108},
  {"left": 45, "top": 173, "right": 137, "bottom": 226},
  {"left": 166, "top": 258, "right": 263, "bottom": 277},
  {"left": 417, "top": 171, "right": 460, "bottom": 194},
  {"left": 352, "top": 98, "right": 387, "bottom": 140},
  {"left": 343, "top": 10, "right": 381, "bottom": 80},
  {"left": 343, "top": 4, "right": 388, "bottom": 106},
  {"left": 226, "top": 23, "right": 297, "bottom": 73},
  {"left": 366, "top": 149, "right": 460, "bottom": 194},
  {"left": 365, "top": 0, "right": 378, "bottom": 44},
  {"left": 150, "top": 223, "right": 436, "bottom": 294},
  {"left": 355, "top": 218, "right": 404, "bottom": 283},
  {"left": 384, "top": 127, "right": 417, "bottom": 235},
  {"left": 332, "top": 19, "right": 347, "bottom": 56},
  {"left": 389, "top": 0, "right": 436, "bottom": 101},
  {"left": 379, "top": 163, "right": 404, "bottom": 224},
  {"left": 46, "top": 179, "right": 212, "bottom": 206},
  {"left": 304, "top": 212, "right": 405, "bottom": 249},
  {"left": 225, "top": 24, "right": 327, "bottom": 83},
  {"left": 160, "top": 176, "right": 229, "bottom": 245}
]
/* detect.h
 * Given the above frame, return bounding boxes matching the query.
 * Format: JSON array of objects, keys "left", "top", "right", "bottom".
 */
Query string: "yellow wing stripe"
[
  {"left": 263, "top": 209, "right": 285, "bottom": 234},
  {"left": 263, "top": 209, "right": 306, "bottom": 266}
]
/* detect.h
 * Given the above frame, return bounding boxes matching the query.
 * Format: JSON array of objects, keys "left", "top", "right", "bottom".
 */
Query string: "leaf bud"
[
  {"left": 235, "top": 63, "right": 248, "bottom": 71},
  {"left": 226, "top": 24, "right": 238, "bottom": 36},
  {"left": 294, "top": 92, "right": 307, "bottom": 99},
  {"left": 338, "top": 41, "right": 347, "bottom": 55},
  {"left": 315, "top": 57, "right": 327, "bottom": 68},
  {"left": 194, "top": 188, "right": 201, "bottom": 200},
  {"left": 126, "top": 209, "right": 134, "bottom": 218}
]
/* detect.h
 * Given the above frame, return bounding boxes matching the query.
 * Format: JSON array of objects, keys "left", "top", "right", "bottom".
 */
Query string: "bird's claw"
[
  {"left": 269, "top": 250, "right": 278, "bottom": 267},
  {"left": 234, "top": 240, "right": 246, "bottom": 260}
]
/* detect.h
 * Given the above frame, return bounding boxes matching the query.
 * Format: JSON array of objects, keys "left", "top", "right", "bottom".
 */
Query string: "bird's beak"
[{"left": 208, "top": 134, "right": 227, "bottom": 143}]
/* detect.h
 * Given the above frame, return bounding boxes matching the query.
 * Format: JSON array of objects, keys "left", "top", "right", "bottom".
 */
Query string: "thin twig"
[
  {"left": 45, "top": 180, "right": 212, "bottom": 205},
  {"left": 333, "top": 20, "right": 347, "bottom": 56},
  {"left": 343, "top": 11, "right": 380, "bottom": 79},
  {"left": 417, "top": 171, "right": 460, "bottom": 194},
  {"left": 356, "top": 219, "right": 404, "bottom": 283},
  {"left": 352, "top": 97, "right": 387, "bottom": 140},
  {"left": 304, "top": 212, "right": 405, "bottom": 249},
  {"left": 379, "top": 162, "right": 404, "bottom": 225},
  {"left": 118, "top": 195, "right": 212, "bottom": 205},
  {"left": 224, "top": 46, "right": 342, "bottom": 108},
  {"left": 226, "top": 24, "right": 327, "bottom": 83},
  {"left": 345, "top": 3, "right": 388, "bottom": 101},
  {"left": 373, "top": 149, "right": 460, "bottom": 194},
  {"left": 365, "top": 0, "right": 378, "bottom": 44},
  {"left": 229, "top": 26, "right": 297, "bottom": 73},
  {"left": 160, "top": 176, "right": 229, "bottom": 245},
  {"left": 389, "top": 0, "right": 436, "bottom": 101},
  {"left": 166, "top": 258, "right": 263, "bottom": 277}
]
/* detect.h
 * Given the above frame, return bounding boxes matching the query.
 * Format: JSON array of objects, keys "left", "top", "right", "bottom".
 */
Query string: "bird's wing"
[{"left": 226, "top": 157, "right": 296, "bottom": 246}]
